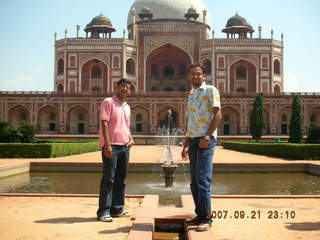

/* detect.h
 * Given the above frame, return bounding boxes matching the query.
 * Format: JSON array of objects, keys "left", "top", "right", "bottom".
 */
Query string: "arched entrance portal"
[
  {"left": 146, "top": 44, "right": 191, "bottom": 91},
  {"left": 230, "top": 59, "right": 257, "bottom": 93},
  {"left": 219, "top": 106, "right": 240, "bottom": 135},
  {"left": 81, "top": 59, "right": 108, "bottom": 93}
]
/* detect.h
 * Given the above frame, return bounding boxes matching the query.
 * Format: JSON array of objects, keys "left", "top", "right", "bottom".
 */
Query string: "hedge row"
[
  {"left": 221, "top": 141, "right": 320, "bottom": 160},
  {"left": 0, "top": 141, "right": 100, "bottom": 158}
]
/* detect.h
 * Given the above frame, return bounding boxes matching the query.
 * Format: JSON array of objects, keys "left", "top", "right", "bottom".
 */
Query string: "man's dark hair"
[
  {"left": 187, "top": 63, "right": 205, "bottom": 74},
  {"left": 117, "top": 78, "right": 132, "bottom": 87}
]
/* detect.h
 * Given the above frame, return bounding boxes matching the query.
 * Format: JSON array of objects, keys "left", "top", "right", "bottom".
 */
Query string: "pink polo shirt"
[{"left": 98, "top": 95, "right": 131, "bottom": 147}]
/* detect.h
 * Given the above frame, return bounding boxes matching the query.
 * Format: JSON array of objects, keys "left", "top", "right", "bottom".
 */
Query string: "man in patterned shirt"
[{"left": 181, "top": 63, "right": 222, "bottom": 231}]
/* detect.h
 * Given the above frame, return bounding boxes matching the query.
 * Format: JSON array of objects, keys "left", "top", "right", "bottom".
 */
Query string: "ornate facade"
[{"left": 1, "top": 0, "right": 319, "bottom": 136}]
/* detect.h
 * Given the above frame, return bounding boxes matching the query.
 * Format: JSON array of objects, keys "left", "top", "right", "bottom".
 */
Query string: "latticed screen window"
[
  {"left": 163, "top": 65, "right": 174, "bottom": 76},
  {"left": 136, "top": 114, "right": 142, "bottom": 122},
  {"left": 58, "top": 59, "right": 64, "bottom": 74},
  {"left": 126, "top": 59, "right": 135, "bottom": 74},
  {"left": 203, "top": 59, "right": 211, "bottom": 74},
  {"left": 78, "top": 113, "right": 84, "bottom": 121},
  {"left": 236, "top": 66, "right": 246, "bottom": 79},
  {"left": 151, "top": 64, "right": 158, "bottom": 77},
  {"left": 274, "top": 60, "right": 280, "bottom": 74},
  {"left": 281, "top": 114, "right": 287, "bottom": 122},
  {"left": 310, "top": 114, "right": 316, "bottom": 122},
  {"left": 92, "top": 65, "right": 102, "bottom": 79},
  {"left": 21, "top": 112, "right": 27, "bottom": 121},
  {"left": 49, "top": 113, "right": 56, "bottom": 121}
]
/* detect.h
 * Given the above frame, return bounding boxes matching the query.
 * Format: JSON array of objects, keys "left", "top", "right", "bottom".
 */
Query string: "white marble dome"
[{"left": 127, "top": 0, "right": 212, "bottom": 28}]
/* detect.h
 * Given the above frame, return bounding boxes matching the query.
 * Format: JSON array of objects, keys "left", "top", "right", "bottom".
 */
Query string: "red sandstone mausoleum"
[{"left": 1, "top": 0, "right": 319, "bottom": 136}]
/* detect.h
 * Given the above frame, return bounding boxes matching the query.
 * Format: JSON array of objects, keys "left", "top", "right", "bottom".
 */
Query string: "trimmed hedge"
[
  {"left": 221, "top": 141, "right": 320, "bottom": 160},
  {"left": 0, "top": 141, "right": 99, "bottom": 158}
]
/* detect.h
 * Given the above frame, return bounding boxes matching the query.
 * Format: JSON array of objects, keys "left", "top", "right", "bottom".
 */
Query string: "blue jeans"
[
  {"left": 188, "top": 137, "right": 216, "bottom": 224},
  {"left": 97, "top": 145, "right": 130, "bottom": 217}
]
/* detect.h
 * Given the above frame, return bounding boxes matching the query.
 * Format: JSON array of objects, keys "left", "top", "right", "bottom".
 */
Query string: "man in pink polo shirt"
[{"left": 97, "top": 79, "right": 134, "bottom": 222}]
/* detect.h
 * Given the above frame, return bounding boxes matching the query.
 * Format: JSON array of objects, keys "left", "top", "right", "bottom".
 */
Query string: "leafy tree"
[
  {"left": 307, "top": 125, "right": 320, "bottom": 143},
  {"left": 0, "top": 122, "right": 18, "bottom": 143},
  {"left": 17, "top": 123, "right": 36, "bottom": 143},
  {"left": 288, "top": 95, "right": 303, "bottom": 143},
  {"left": 249, "top": 93, "right": 265, "bottom": 142}
]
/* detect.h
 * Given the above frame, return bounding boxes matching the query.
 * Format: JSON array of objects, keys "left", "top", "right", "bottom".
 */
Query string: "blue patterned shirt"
[{"left": 186, "top": 82, "right": 221, "bottom": 139}]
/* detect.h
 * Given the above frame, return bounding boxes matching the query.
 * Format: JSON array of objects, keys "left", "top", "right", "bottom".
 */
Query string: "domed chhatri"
[
  {"left": 139, "top": 7, "right": 154, "bottom": 20},
  {"left": 185, "top": 7, "right": 199, "bottom": 21},
  {"left": 222, "top": 13, "right": 254, "bottom": 39},
  {"left": 225, "top": 12, "right": 252, "bottom": 28},
  {"left": 127, "top": 0, "right": 212, "bottom": 28},
  {"left": 85, "top": 13, "right": 115, "bottom": 38}
]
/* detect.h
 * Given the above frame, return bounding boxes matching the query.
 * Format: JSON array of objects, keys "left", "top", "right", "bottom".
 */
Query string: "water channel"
[{"left": 1, "top": 172, "right": 320, "bottom": 205}]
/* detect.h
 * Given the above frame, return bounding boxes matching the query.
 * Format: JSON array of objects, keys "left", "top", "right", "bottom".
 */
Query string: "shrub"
[
  {"left": 0, "top": 122, "right": 36, "bottom": 143},
  {"left": 0, "top": 122, "right": 19, "bottom": 143},
  {"left": 221, "top": 141, "right": 320, "bottom": 160},
  {"left": 0, "top": 141, "right": 99, "bottom": 158},
  {"left": 249, "top": 94, "right": 265, "bottom": 142},
  {"left": 289, "top": 95, "right": 303, "bottom": 143},
  {"left": 307, "top": 125, "right": 320, "bottom": 144},
  {"left": 17, "top": 123, "right": 36, "bottom": 143}
]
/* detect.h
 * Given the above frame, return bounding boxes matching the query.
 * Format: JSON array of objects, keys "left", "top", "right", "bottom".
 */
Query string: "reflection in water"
[{"left": 1, "top": 172, "right": 320, "bottom": 205}]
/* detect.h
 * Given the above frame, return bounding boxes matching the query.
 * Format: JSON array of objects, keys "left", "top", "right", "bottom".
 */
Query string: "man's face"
[
  {"left": 188, "top": 67, "right": 204, "bottom": 89},
  {"left": 116, "top": 82, "right": 132, "bottom": 98}
]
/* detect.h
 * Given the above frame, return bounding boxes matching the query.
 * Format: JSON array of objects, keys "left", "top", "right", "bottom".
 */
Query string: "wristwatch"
[{"left": 203, "top": 135, "right": 211, "bottom": 141}]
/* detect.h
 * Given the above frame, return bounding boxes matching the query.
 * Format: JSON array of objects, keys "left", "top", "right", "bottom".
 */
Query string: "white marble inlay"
[
  {"left": 216, "top": 46, "right": 271, "bottom": 51},
  {"left": 67, "top": 46, "right": 122, "bottom": 50},
  {"left": 217, "top": 71, "right": 226, "bottom": 77},
  {"left": 112, "top": 71, "right": 121, "bottom": 76},
  {"left": 68, "top": 70, "right": 77, "bottom": 76}
]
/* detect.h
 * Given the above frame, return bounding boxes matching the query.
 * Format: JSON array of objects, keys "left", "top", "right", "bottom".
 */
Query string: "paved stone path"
[{"left": 0, "top": 146, "right": 319, "bottom": 240}]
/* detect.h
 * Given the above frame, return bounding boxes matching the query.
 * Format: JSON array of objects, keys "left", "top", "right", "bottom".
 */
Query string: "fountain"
[{"left": 160, "top": 109, "right": 178, "bottom": 187}]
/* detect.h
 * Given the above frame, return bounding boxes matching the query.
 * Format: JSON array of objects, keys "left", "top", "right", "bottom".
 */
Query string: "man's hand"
[
  {"left": 126, "top": 139, "right": 134, "bottom": 148},
  {"left": 181, "top": 146, "right": 189, "bottom": 161},
  {"left": 198, "top": 135, "right": 210, "bottom": 149},
  {"left": 104, "top": 145, "right": 112, "bottom": 158}
]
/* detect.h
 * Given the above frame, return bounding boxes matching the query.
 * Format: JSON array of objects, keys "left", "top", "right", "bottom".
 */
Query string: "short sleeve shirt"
[
  {"left": 186, "top": 82, "right": 221, "bottom": 139},
  {"left": 98, "top": 95, "right": 131, "bottom": 147}
]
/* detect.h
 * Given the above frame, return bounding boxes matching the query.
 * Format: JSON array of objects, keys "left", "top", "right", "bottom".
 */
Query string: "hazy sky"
[{"left": 0, "top": 0, "right": 319, "bottom": 92}]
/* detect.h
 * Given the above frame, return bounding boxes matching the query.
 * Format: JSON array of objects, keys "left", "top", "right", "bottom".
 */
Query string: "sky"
[{"left": 0, "top": 0, "right": 319, "bottom": 92}]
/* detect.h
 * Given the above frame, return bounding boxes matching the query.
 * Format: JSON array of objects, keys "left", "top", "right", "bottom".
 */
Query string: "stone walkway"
[{"left": 0, "top": 146, "right": 319, "bottom": 240}]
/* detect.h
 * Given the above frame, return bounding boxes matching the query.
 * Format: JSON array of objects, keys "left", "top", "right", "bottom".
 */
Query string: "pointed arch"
[
  {"left": 67, "top": 104, "right": 90, "bottom": 134},
  {"left": 219, "top": 106, "right": 241, "bottom": 135},
  {"left": 131, "top": 104, "right": 150, "bottom": 135},
  {"left": 38, "top": 105, "right": 59, "bottom": 133},
  {"left": 126, "top": 58, "right": 135, "bottom": 75},
  {"left": 145, "top": 43, "right": 192, "bottom": 91},
  {"left": 8, "top": 105, "right": 30, "bottom": 128},
  {"left": 80, "top": 58, "right": 109, "bottom": 93},
  {"left": 229, "top": 58, "right": 257, "bottom": 93}
]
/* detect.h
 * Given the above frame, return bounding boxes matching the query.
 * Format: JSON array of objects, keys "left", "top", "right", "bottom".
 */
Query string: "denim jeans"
[
  {"left": 188, "top": 137, "right": 216, "bottom": 224},
  {"left": 97, "top": 145, "right": 130, "bottom": 217}
]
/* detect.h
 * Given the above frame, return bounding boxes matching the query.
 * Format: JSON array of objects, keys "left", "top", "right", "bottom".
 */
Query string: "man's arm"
[
  {"left": 198, "top": 107, "right": 222, "bottom": 148},
  {"left": 206, "top": 107, "right": 222, "bottom": 137},
  {"left": 181, "top": 118, "right": 189, "bottom": 160},
  {"left": 126, "top": 128, "right": 134, "bottom": 147},
  {"left": 101, "top": 119, "right": 112, "bottom": 158}
]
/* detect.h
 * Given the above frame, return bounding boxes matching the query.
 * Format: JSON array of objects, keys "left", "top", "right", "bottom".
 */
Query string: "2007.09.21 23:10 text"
[{"left": 211, "top": 210, "right": 296, "bottom": 219}]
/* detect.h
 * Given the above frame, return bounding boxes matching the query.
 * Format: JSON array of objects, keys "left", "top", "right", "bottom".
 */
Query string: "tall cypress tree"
[
  {"left": 249, "top": 93, "right": 265, "bottom": 142},
  {"left": 289, "top": 94, "right": 303, "bottom": 143}
]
